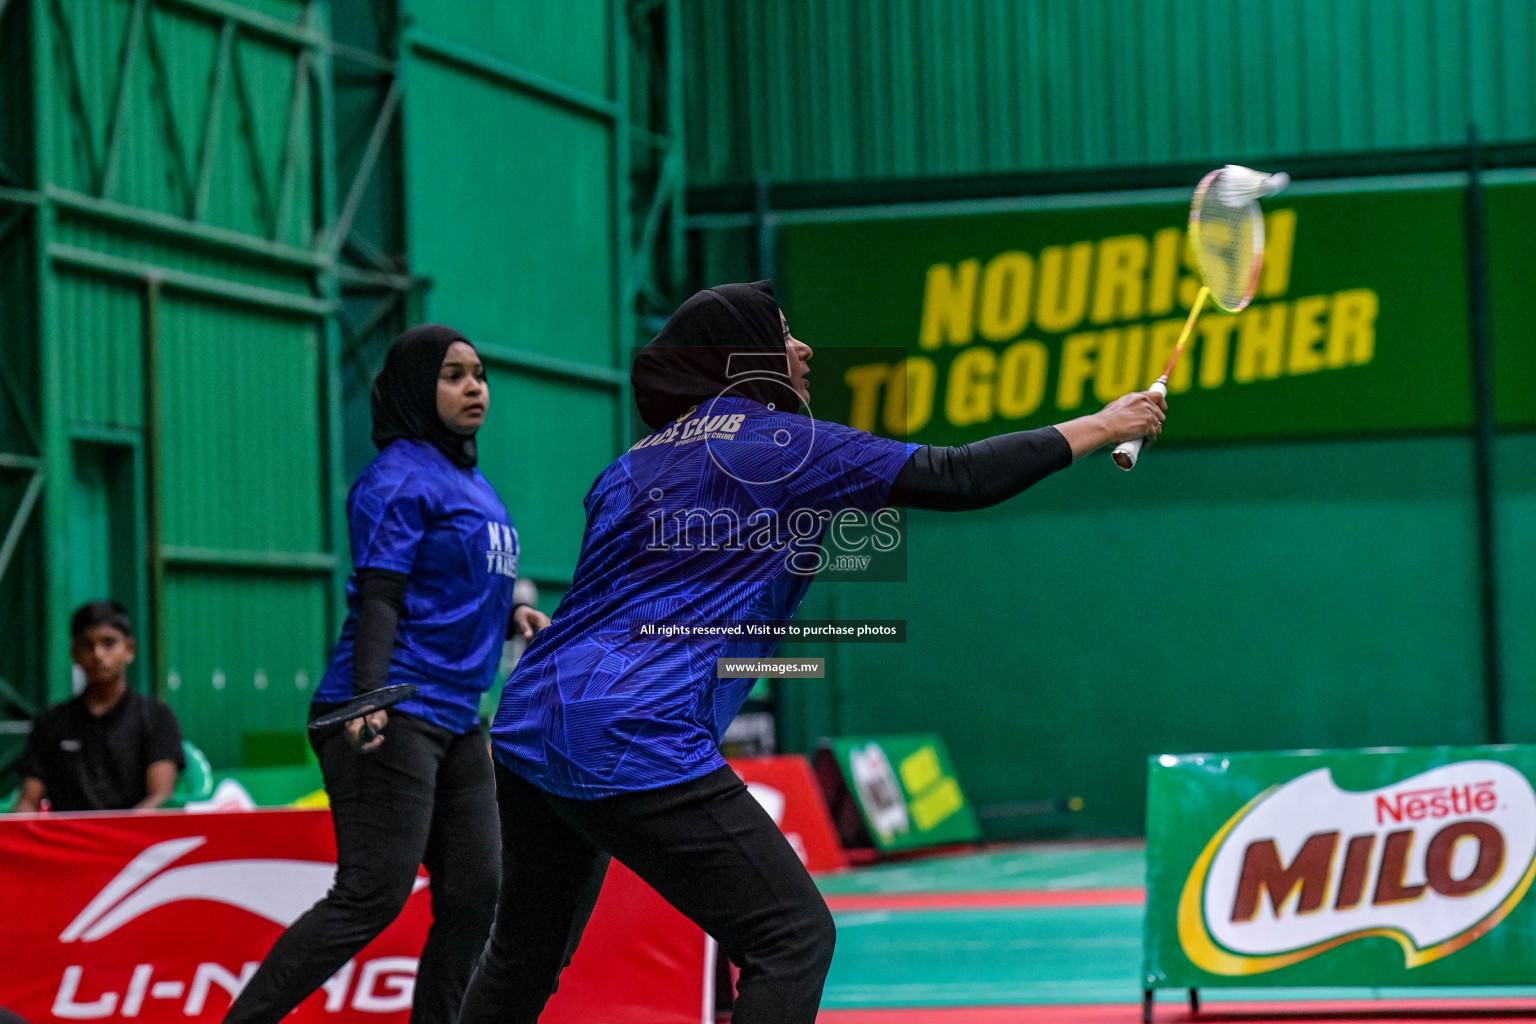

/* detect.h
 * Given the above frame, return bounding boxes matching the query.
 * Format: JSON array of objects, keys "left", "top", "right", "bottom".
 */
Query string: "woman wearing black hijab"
[
  {"left": 459, "top": 282, "right": 1165, "bottom": 1023},
  {"left": 226, "top": 325, "right": 548, "bottom": 1024}
]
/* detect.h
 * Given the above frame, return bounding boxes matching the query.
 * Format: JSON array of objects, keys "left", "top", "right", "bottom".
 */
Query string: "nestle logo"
[
  {"left": 1178, "top": 761, "right": 1536, "bottom": 975},
  {"left": 1375, "top": 781, "right": 1496, "bottom": 825}
]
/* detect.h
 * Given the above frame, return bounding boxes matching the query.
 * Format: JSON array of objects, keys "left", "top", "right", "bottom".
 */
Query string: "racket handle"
[
  {"left": 1111, "top": 378, "right": 1169, "bottom": 471},
  {"left": 358, "top": 719, "right": 379, "bottom": 743},
  {"left": 1111, "top": 437, "right": 1145, "bottom": 471}
]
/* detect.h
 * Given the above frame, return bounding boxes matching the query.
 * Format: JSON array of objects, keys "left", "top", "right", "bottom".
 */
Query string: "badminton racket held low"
[
  {"left": 1111, "top": 285, "right": 1208, "bottom": 470},
  {"left": 308, "top": 682, "right": 418, "bottom": 744}
]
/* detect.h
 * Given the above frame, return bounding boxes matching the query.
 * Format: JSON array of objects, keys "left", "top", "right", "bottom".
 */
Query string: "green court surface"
[
  {"left": 824, "top": 904, "right": 1143, "bottom": 1007},
  {"left": 815, "top": 842, "right": 1146, "bottom": 895},
  {"left": 817, "top": 842, "right": 1145, "bottom": 1008},
  {"left": 812, "top": 843, "right": 1536, "bottom": 1018}
]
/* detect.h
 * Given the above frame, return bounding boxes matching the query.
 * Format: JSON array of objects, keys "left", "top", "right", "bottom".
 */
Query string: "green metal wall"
[
  {"left": 394, "top": 0, "right": 687, "bottom": 605},
  {"left": 1, "top": 0, "right": 681, "bottom": 771},
  {"left": 744, "top": 176, "right": 1536, "bottom": 838},
  {"left": 685, "top": 0, "right": 1536, "bottom": 190},
  {"left": 1498, "top": 433, "right": 1536, "bottom": 739},
  {"left": 400, "top": 0, "right": 627, "bottom": 590},
  {"left": 1, "top": 0, "right": 42, "bottom": 761},
  {"left": 780, "top": 436, "right": 1521, "bottom": 836},
  {"left": 44, "top": 0, "right": 337, "bottom": 766},
  {"left": 681, "top": 2, "right": 1536, "bottom": 837},
  {"left": 1, "top": 0, "right": 346, "bottom": 768}
]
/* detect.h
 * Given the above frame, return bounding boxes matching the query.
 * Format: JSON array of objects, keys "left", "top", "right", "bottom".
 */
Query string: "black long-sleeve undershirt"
[
  {"left": 352, "top": 427, "right": 1070, "bottom": 695},
  {"left": 351, "top": 569, "right": 533, "bottom": 697},
  {"left": 351, "top": 568, "right": 408, "bottom": 697},
  {"left": 891, "top": 426, "right": 1073, "bottom": 511}
]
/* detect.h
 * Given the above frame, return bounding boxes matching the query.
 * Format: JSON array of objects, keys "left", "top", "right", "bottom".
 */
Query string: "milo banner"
[
  {"left": 819, "top": 734, "right": 981, "bottom": 852},
  {"left": 1143, "top": 746, "right": 1536, "bottom": 993},
  {"left": 778, "top": 176, "right": 1536, "bottom": 445}
]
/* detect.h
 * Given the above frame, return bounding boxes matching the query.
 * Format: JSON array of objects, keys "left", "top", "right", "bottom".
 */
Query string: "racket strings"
[{"left": 1191, "top": 170, "right": 1264, "bottom": 313}]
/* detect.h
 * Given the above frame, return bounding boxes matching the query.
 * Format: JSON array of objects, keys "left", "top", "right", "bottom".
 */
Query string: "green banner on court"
[
  {"left": 1143, "top": 745, "right": 1536, "bottom": 995},
  {"left": 778, "top": 179, "right": 1536, "bottom": 445},
  {"left": 822, "top": 734, "right": 981, "bottom": 852}
]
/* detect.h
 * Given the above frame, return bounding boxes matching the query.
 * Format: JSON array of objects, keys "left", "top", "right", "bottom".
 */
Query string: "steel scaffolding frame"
[{"left": 0, "top": 0, "right": 685, "bottom": 730}]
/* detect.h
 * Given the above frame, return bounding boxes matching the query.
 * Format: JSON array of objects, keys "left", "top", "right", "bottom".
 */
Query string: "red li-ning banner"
[
  {"left": 0, "top": 810, "right": 712, "bottom": 1024},
  {"left": 729, "top": 756, "right": 847, "bottom": 873}
]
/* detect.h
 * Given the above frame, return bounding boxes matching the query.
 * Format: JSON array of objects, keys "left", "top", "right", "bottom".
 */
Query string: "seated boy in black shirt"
[{"left": 12, "top": 601, "right": 185, "bottom": 812}]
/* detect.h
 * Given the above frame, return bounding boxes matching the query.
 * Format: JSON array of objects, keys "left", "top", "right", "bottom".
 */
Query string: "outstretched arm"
[
  {"left": 893, "top": 390, "right": 1167, "bottom": 512},
  {"left": 1052, "top": 390, "right": 1167, "bottom": 460}
]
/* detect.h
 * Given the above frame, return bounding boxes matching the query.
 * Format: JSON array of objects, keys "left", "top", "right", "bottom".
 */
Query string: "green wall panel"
[
  {"left": 1497, "top": 433, "right": 1536, "bottom": 743},
  {"left": 401, "top": 0, "right": 627, "bottom": 588},
  {"left": 50, "top": 0, "right": 317, "bottom": 245},
  {"left": 46, "top": 0, "right": 131, "bottom": 193},
  {"left": 405, "top": 60, "right": 616, "bottom": 367},
  {"left": 162, "top": 570, "right": 330, "bottom": 767},
  {"left": 782, "top": 436, "right": 1490, "bottom": 837},
  {"left": 1486, "top": 177, "right": 1536, "bottom": 426},
  {"left": 0, "top": 226, "right": 39, "bottom": 452},
  {"left": 473, "top": 368, "right": 618, "bottom": 581},
  {"left": 157, "top": 296, "right": 323, "bottom": 553},
  {"left": 54, "top": 213, "right": 318, "bottom": 295},
  {"left": 0, "top": 0, "right": 31, "bottom": 185},
  {"left": 408, "top": 0, "right": 611, "bottom": 99},
  {"left": 68, "top": 444, "right": 135, "bottom": 607},
  {"left": 57, "top": 270, "right": 142, "bottom": 428},
  {"left": 686, "top": 0, "right": 1536, "bottom": 189},
  {"left": 2, "top": 0, "right": 43, "bottom": 723},
  {"left": 0, "top": 475, "right": 45, "bottom": 710}
]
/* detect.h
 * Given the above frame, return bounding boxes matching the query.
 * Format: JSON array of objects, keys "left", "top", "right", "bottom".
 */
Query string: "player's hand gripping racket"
[
  {"left": 308, "top": 683, "right": 418, "bottom": 744},
  {"left": 1112, "top": 165, "right": 1289, "bottom": 470}
]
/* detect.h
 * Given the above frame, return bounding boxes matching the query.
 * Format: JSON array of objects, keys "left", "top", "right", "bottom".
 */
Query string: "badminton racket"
[
  {"left": 1112, "top": 165, "right": 1288, "bottom": 470},
  {"left": 308, "top": 682, "right": 418, "bottom": 743}
]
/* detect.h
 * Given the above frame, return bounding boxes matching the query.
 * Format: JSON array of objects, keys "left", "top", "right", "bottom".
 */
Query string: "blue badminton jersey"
[
  {"left": 490, "top": 396, "right": 918, "bottom": 797},
  {"left": 317, "top": 439, "right": 519, "bottom": 733}
]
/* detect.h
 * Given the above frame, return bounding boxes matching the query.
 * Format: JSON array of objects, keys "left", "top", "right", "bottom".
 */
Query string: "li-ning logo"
[
  {"left": 1178, "top": 761, "right": 1536, "bottom": 975},
  {"left": 485, "top": 522, "right": 517, "bottom": 579},
  {"left": 60, "top": 837, "right": 428, "bottom": 943},
  {"left": 49, "top": 838, "right": 428, "bottom": 1019}
]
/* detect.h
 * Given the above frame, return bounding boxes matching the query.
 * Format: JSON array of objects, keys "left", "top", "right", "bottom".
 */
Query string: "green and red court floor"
[{"left": 810, "top": 843, "right": 1535, "bottom": 1023}]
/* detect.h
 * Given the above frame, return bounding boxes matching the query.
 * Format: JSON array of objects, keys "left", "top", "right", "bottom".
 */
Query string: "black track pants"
[
  {"left": 459, "top": 763, "right": 836, "bottom": 1024},
  {"left": 224, "top": 713, "right": 499, "bottom": 1024}
]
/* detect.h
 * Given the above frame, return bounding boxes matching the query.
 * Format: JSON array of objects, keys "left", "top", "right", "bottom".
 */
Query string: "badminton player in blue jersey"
[
  {"left": 459, "top": 283, "right": 1164, "bottom": 1024},
  {"left": 226, "top": 325, "right": 548, "bottom": 1024}
]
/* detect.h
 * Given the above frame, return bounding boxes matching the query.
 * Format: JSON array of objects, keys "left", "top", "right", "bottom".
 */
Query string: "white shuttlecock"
[{"left": 1217, "top": 164, "right": 1290, "bottom": 206}]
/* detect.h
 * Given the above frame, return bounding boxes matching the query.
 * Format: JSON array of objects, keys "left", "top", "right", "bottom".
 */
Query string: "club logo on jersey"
[
  {"left": 628, "top": 406, "right": 748, "bottom": 451},
  {"left": 485, "top": 523, "right": 518, "bottom": 579},
  {"left": 1178, "top": 761, "right": 1536, "bottom": 975}
]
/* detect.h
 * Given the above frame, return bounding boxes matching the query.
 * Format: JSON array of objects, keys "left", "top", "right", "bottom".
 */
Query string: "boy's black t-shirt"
[{"left": 16, "top": 688, "right": 185, "bottom": 811}]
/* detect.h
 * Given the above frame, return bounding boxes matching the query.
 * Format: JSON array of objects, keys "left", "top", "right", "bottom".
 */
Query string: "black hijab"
[
  {"left": 371, "top": 324, "right": 480, "bottom": 468},
  {"left": 630, "top": 280, "right": 795, "bottom": 430}
]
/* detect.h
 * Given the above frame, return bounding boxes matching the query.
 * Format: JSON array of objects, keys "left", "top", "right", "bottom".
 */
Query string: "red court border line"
[{"left": 823, "top": 886, "right": 1146, "bottom": 912}]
